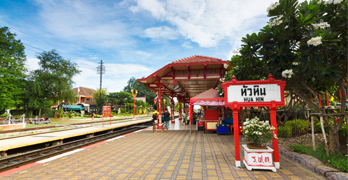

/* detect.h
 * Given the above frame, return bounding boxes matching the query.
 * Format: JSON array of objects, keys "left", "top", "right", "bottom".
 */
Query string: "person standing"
[
  {"left": 152, "top": 111, "right": 158, "bottom": 133},
  {"left": 162, "top": 109, "right": 170, "bottom": 132}
]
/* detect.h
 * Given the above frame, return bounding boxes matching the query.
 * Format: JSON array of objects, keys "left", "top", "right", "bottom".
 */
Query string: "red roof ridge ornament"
[
  {"left": 268, "top": 73, "right": 275, "bottom": 82},
  {"left": 172, "top": 55, "right": 223, "bottom": 64}
]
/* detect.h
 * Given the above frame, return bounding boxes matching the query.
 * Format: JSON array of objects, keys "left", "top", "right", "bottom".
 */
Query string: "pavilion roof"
[{"left": 137, "top": 55, "right": 232, "bottom": 103}]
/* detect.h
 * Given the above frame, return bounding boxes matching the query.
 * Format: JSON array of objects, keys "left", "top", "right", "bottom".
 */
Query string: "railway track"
[
  {"left": 0, "top": 116, "right": 152, "bottom": 134},
  {"left": 0, "top": 121, "right": 152, "bottom": 172}
]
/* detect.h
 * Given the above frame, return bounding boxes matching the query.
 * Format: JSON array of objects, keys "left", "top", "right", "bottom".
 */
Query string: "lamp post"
[{"left": 131, "top": 89, "right": 137, "bottom": 119}]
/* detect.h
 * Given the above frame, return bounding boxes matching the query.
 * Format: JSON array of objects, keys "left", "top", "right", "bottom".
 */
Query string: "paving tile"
[{"left": 0, "top": 130, "right": 326, "bottom": 180}]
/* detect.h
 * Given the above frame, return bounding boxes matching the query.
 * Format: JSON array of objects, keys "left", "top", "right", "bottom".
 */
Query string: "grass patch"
[{"left": 288, "top": 144, "right": 348, "bottom": 172}]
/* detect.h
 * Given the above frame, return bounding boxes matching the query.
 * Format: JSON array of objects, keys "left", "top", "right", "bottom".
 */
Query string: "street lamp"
[{"left": 131, "top": 89, "right": 138, "bottom": 119}]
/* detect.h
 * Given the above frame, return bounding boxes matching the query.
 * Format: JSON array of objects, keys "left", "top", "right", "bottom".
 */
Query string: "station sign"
[
  {"left": 102, "top": 106, "right": 111, "bottom": 117},
  {"left": 227, "top": 84, "right": 281, "bottom": 103}
]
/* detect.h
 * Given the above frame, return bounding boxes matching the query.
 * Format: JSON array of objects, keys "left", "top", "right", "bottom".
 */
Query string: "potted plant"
[{"left": 241, "top": 117, "right": 278, "bottom": 172}]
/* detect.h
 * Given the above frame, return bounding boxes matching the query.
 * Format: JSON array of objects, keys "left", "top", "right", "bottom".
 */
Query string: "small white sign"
[{"left": 227, "top": 84, "right": 281, "bottom": 103}]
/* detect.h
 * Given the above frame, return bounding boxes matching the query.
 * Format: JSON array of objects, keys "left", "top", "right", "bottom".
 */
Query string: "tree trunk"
[
  {"left": 328, "top": 129, "right": 340, "bottom": 153},
  {"left": 39, "top": 108, "right": 41, "bottom": 117}
]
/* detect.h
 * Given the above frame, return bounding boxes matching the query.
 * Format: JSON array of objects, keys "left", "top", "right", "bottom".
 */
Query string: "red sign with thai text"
[{"left": 102, "top": 106, "right": 111, "bottom": 117}]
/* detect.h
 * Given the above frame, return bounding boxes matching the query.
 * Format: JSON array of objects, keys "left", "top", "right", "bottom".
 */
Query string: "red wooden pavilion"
[{"left": 137, "top": 55, "right": 232, "bottom": 129}]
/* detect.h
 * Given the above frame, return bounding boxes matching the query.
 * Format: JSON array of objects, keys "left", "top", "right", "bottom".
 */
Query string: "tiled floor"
[{"left": 1, "top": 123, "right": 326, "bottom": 180}]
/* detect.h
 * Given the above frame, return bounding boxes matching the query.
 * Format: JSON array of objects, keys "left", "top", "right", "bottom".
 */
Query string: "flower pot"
[{"left": 242, "top": 144, "right": 276, "bottom": 172}]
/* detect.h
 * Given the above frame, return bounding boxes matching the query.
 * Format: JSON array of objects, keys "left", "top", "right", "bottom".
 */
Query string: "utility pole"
[{"left": 97, "top": 60, "right": 105, "bottom": 114}]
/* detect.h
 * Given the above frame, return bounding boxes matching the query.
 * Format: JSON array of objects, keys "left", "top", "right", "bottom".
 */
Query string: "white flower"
[
  {"left": 269, "top": 15, "right": 284, "bottom": 28},
  {"left": 325, "top": 0, "right": 343, "bottom": 4},
  {"left": 312, "top": 22, "right": 330, "bottom": 30},
  {"left": 292, "top": 62, "right": 299, "bottom": 65},
  {"left": 307, "top": 36, "right": 322, "bottom": 46},
  {"left": 267, "top": 2, "right": 280, "bottom": 13},
  {"left": 224, "top": 63, "right": 229, "bottom": 69},
  {"left": 285, "top": 25, "right": 289, "bottom": 29},
  {"left": 282, "top": 69, "right": 294, "bottom": 78}
]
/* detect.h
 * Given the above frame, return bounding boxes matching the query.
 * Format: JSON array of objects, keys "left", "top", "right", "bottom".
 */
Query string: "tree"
[
  {"left": 93, "top": 88, "right": 107, "bottom": 114},
  {"left": 25, "top": 50, "right": 80, "bottom": 115},
  {"left": 0, "top": 27, "right": 27, "bottom": 110},
  {"left": 229, "top": 0, "right": 347, "bottom": 153},
  {"left": 123, "top": 77, "right": 156, "bottom": 106},
  {"left": 107, "top": 91, "right": 133, "bottom": 107}
]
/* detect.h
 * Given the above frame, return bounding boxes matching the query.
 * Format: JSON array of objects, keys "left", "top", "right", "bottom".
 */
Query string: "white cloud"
[
  {"left": 182, "top": 41, "right": 193, "bottom": 49},
  {"left": 143, "top": 26, "right": 178, "bottom": 40},
  {"left": 25, "top": 57, "right": 40, "bottom": 71},
  {"left": 132, "top": 0, "right": 276, "bottom": 48},
  {"left": 136, "top": 51, "right": 152, "bottom": 57},
  {"left": 73, "top": 59, "right": 154, "bottom": 92},
  {"left": 34, "top": 0, "right": 132, "bottom": 48}
]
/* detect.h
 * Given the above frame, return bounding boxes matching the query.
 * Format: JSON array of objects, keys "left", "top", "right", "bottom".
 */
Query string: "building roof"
[
  {"left": 172, "top": 55, "right": 223, "bottom": 64},
  {"left": 135, "top": 97, "right": 146, "bottom": 103},
  {"left": 137, "top": 55, "right": 232, "bottom": 103},
  {"left": 72, "top": 87, "right": 96, "bottom": 97}
]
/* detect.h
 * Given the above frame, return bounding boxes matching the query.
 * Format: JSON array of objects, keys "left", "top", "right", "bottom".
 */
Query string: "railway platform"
[
  {"left": 0, "top": 119, "right": 325, "bottom": 180},
  {"left": 0, "top": 117, "right": 152, "bottom": 154}
]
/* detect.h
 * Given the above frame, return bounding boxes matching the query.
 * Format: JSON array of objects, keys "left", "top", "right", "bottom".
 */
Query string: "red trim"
[
  {"left": 0, "top": 163, "right": 40, "bottom": 177},
  {"left": 244, "top": 158, "right": 274, "bottom": 167}
]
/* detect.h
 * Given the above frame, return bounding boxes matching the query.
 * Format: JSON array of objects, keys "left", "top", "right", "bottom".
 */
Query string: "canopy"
[
  {"left": 137, "top": 55, "right": 232, "bottom": 103},
  {"left": 190, "top": 88, "right": 224, "bottom": 106}
]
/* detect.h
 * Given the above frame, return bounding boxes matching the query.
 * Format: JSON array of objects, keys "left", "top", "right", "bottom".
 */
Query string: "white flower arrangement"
[
  {"left": 242, "top": 117, "right": 277, "bottom": 147},
  {"left": 307, "top": 36, "right": 322, "bottom": 46},
  {"left": 281, "top": 69, "right": 293, "bottom": 78}
]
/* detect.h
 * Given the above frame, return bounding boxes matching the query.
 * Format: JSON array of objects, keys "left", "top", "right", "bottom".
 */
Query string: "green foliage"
[
  {"left": 23, "top": 50, "right": 80, "bottom": 111},
  {"left": 93, "top": 89, "right": 107, "bottom": 113},
  {"left": 288, "top": 145, "right": 347, "bottom": 172},
  {"left": 74, "top": 112, "right": 78, "bottom": 117},
  {"left": 0, "top": 27, "right": 27, "bottom": 110},
  {"left": 277, "top": 125, "right": 292, "bottom": 138},
  {"left": 278, "top": 119, "right": 308, "bottom": 137},
  {"left": 67, "top": 110, "right": 73, "bottom": 118},
  {"left": 42, "top": 108, "right": 54, "bottom": 118},
  {"left": 123, "top": 77, "right": 156, "bottom": 106},
  {"left": 57, "top": 109, "right": 64, "bottom": 118},
  {"left": 108, "top": 91, "right": 133, "bottom": 107}
]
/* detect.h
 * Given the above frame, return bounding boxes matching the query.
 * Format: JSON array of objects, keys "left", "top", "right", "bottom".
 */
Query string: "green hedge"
[{"left": 277, "top": 119, "right": 309, "bottom": 138}]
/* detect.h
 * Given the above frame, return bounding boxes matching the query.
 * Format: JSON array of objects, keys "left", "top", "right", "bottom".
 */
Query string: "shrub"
[
  {"left": 278, "top": 119, "right": 308, "bottom": 137},
  {"left": 278, "top": 125, "right": 292, "bottom": 138},
  {"left": 67, "top": 110, "right": 73, "bottom": 118},
  {"left": 74, "top": 112, "right": 78, "bottom": 117}
]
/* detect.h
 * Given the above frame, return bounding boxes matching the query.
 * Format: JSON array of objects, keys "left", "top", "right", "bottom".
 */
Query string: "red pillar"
[
  {"left": 318, "top": 94, "right": 322, "bottom": 107},
  {"left": 157, "top": 86, "right": 162, "bottom": 129},
  {"left": 270, "top": 105, "right": 280, "bottom": 169},
  {"left": 325, "top": 93, "right": 329, "bottom": 106},
  {"left": 189, "top": 103, "right": 193, "bottom": 126},
  {"left": 232, "top": 107, "right": 241, "bottom": 167},
  {"left": 133, "top": 97, "right": 135, "bottom": 119}
]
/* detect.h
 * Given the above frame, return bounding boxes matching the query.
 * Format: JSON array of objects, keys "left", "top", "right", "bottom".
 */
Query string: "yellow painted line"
[{"left": 0, "top": 119, "right": 151, "bottom": 151}]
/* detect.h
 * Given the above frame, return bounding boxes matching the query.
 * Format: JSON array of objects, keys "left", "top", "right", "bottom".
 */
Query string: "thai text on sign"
[
  {"left": 102, "top": 106, "right": 111, "bottom": 117},
  {"left": 227, "top": 84, "right": 281, "bottom": 103}
]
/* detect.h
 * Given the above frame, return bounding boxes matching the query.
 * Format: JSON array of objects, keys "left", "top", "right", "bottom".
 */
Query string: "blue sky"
[{"left": 0, "top": 0, "right": 283, "bottom": 93}]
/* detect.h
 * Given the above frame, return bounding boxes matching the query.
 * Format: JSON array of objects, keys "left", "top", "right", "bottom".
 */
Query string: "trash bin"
[{"left": 216, "top": 124, "right": 230, "bottom": 135}]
